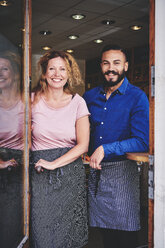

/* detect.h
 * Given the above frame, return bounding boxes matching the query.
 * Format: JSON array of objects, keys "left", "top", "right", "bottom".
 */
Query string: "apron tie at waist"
[{"left": 48, "top": 168, "right": 63, "bottom": 187}]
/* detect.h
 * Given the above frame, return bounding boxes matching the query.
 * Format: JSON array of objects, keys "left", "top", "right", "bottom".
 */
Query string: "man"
[{"left": 83, "top": 44, "right": 149, "bottom": 248}]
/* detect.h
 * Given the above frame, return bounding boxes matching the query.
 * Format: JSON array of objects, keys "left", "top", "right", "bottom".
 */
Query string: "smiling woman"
[
  {"left": 0, "top": 58, "right": 14, "bottom": 89},
  {"left": 44, "top": 57, "right": 68, "bottom": 91},
  {"left": 0, "top": 51, "right": 24, "bottom": 248},
  {"left": 30, "top": 50, "right": 90, "bottom": 248},
  {"left": 33, "top": 50, "right": 83, "bottom": 104}
]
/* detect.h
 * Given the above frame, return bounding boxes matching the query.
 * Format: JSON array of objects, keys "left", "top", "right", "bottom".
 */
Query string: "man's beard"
[{"left": 103, "top": 69, "right": 126, "bottom": 88}]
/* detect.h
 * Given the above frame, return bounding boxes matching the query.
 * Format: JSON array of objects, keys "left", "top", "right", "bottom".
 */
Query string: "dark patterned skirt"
[
  {"left": 88, "top": 160, "right": 140, "bottom": 231},
  {"left": 30, "top": 147, "right": 88, "bottom": 248},
  {"left": 0, "top": 148, "right": 23, "bottom": 248}
]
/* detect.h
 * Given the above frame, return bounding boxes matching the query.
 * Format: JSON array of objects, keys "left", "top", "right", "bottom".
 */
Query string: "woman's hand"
[
  {"left": 0, "top": 158, "right": 18, "bottom": 170},
  {"left": 35, "top": 159, "right": 55, "bottom": 171}
]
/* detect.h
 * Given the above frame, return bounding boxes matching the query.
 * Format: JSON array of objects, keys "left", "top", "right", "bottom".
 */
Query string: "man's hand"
[{"left": 90, "top": 146, "right": 104, "bottom": 170}]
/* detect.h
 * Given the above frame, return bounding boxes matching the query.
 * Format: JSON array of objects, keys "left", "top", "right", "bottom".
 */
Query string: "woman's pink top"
[
  {"left": 31, "top": 94, "right": 90, "bottom": 151},
  {"left": 0, "top": 100, "right": 24, "bottom": 150}
]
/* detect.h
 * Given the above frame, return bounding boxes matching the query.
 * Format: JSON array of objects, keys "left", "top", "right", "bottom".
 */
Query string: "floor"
[{"left": 83, "top": 227, "right": 104, "bottom": 248}]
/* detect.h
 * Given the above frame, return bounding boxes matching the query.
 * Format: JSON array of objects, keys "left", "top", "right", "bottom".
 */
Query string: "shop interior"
[{"left": 0, "top": 0, "right": 150, "bottom": 247}]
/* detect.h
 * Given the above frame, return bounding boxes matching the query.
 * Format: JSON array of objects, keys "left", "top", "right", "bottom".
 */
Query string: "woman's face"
[
  {"left": 0, "top": 58, "right": 14, "bottom": 90},
  {"left": 45, "top": 57, "right": 68, "bottom": 90}
]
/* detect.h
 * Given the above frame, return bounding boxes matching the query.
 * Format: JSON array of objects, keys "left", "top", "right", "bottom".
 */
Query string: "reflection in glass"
[{"left": 0, "top": 51, "right": 24, "bottom": 247}]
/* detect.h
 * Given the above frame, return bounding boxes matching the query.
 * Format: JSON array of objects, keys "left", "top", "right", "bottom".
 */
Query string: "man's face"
[{"left": 100, "top": 50, "right": 128, "bottom": 87}]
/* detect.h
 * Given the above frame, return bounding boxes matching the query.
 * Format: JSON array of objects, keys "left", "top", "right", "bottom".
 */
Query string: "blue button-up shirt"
[{"left": 83, "top": 77, "right": 149, "bottom": 162}]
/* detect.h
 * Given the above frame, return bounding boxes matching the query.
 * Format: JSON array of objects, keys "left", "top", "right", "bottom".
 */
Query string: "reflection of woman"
[
  {"left": 0, "top": 51, "right": 24, "bottom": 247},
  {"left": 31, "top": 50, "right": 90, "bottom": 248},
  {"left": 0, "top": 51, "right": 23, "bottom": 166}
]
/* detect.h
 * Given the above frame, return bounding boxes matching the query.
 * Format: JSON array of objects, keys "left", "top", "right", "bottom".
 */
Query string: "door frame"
[{"left": 18, "top": 0, "right": 31, "bottom": 247}]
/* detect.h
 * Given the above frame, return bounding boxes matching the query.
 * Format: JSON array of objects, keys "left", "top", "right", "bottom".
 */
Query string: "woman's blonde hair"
[{"left": 33, "top": 50, "right": 84, "bottom": 100}]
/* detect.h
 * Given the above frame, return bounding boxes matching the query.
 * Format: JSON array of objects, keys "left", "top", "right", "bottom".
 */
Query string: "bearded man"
[{"left": 83, "top": 44, "right": 149, "bottom": 248}]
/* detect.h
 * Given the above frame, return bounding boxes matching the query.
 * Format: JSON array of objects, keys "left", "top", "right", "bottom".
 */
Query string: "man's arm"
[{"left": 89, "top": 93, "right": 149, "bottom": 169}]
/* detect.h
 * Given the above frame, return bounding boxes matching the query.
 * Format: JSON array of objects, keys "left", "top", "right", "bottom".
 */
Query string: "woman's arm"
[
  {"left": 35, "top": 115, "right": 90, "bottom": 170},
  {"left": 0, "top": 158, "right": 18, "bottom": 169}
]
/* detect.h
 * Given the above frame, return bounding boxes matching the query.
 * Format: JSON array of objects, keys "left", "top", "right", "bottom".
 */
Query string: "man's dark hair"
[{"left": 101, "top": 44, "right": 128, "bottom": 62}]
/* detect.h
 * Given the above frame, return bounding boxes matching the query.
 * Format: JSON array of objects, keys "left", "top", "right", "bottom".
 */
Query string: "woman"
[
  {"left": 0, "top": 51, "right": 24, "bottom": 247},
  {"left": 31, "top": 50, "right": 90, "bottom": 248}
]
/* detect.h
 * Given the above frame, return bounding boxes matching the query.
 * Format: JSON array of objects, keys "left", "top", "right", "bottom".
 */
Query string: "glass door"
[{"left": 0, "top": 0, "right": 31, "bottom": 247}]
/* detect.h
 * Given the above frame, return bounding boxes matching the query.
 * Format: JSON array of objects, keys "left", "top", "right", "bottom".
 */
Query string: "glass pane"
[{"left": 0, "top": 0, "right": 24, "bottom": 247}]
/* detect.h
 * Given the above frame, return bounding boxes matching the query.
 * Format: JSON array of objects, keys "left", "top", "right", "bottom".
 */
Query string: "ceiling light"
[
  {"left": 101, "top": 20, "right": 115, "bottom": 25},
  {"left": 94, "top": 39, "right": 103, "bottom": 44},
  {"left": 0, "top": 0, "right": 12, "bottom": 6},
  {"left": 41, "top": 46, "right": 52, "bottom": 51},
  {"left": 71, "top": 14, "right": 85, "bottom": 20},
  {"left": 68, "top": 35, "right": 79, "bottom": 40},
  {"left": 39, "top": 30, "right": 52, "bottom": 36},
  {"left": 130, "top": 25, "right": 142, "bottom": 31},
  {"left": 66, "top": 49, "right": 74, "bottom": 53}
]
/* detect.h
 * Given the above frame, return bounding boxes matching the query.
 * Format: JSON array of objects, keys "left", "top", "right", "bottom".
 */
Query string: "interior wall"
[{"left": 154, "top": 0, "right": 165, "bottom": 247}]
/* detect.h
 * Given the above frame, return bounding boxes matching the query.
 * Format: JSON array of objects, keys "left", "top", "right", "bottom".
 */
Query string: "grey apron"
[
  {"left": 30, "top": 147, "right": 88, "bottom": 248},
  {"left": 88, "top": 160, "right": 140, "bottom": 231}
]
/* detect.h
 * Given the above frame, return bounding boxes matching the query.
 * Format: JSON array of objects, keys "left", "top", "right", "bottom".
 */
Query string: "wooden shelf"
[{"left": 126, "top": 152, "right": 149, "bottom": 163}]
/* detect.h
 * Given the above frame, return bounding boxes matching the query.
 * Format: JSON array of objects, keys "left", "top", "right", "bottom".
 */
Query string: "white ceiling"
[{"left": 0, "top": 0, "right": 149, "bottom": 60}]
